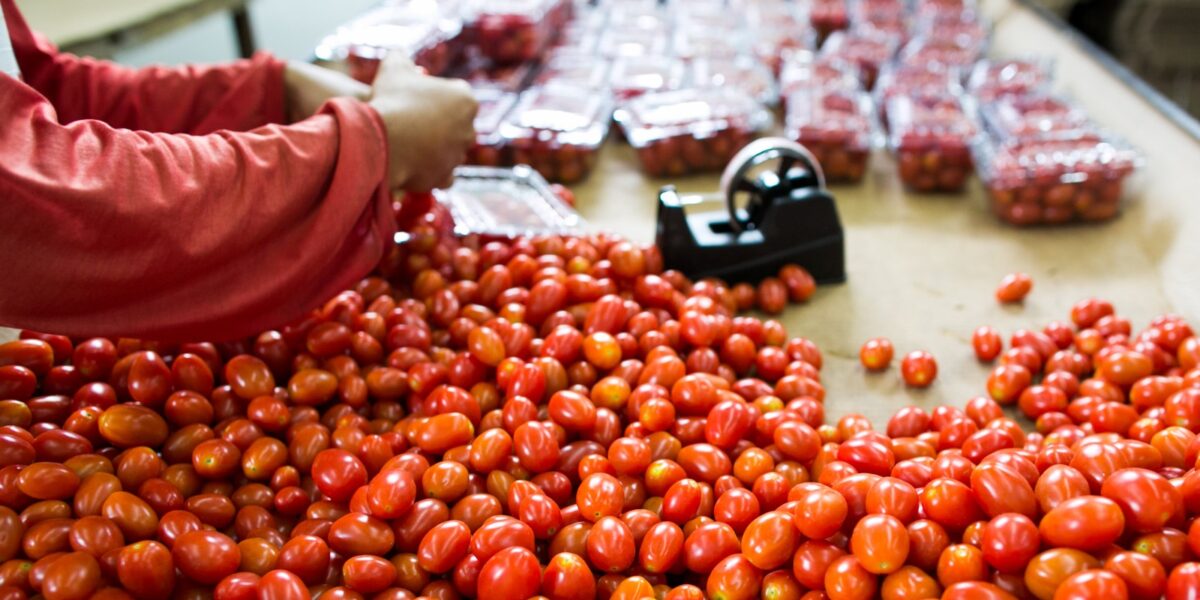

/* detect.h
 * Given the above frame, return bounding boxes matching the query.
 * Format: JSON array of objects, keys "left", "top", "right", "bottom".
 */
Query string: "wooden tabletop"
[{"left": 572, "top": 0, "right": 1200, "bottom": 426}]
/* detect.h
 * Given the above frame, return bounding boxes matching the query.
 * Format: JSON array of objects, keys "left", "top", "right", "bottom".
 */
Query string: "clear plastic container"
[
  {"left": 913, "top": 0, "right": 979, "bottom": 24},
  {"left": 455, "top": 51, "right": 536, "bottom": 91},
  {"left": 974, "top": 132, "right": 1140, "bottom": 225},
  {"left": 437, "top": 165, "right": 587, "bottom": 237},
  {"left": 899, "top": 34, "right": 985, "bottom": 71},
  {"left": 674, "top": 22, "right": 747, "bottom": 61},
  {"left": 779, "top": 50, "right": 862, "bottom": 96},
  {"left": 811, "top": 0, "right": 851, "bottom": 41},
  {"left": 967, "top": 58, "right": 1054, "bottom": 102},
  {"left": 614, "top": 88, "right": 773, "bottom": 176},
  {"left": 534, "top": 50, "right": 612, "bottom": 89},
  {"left": 314, "top": 5, "right": 465, "bottom": 83},
  {"left": 596, "top": 25, "right": 672, "bottom": 58},
  {"left": 850, "top": 0, "right": 906, "bottom": 28},
  {"left": 750, "top": 21, "right": 818, "bottom": 76},
  {"left": 500, "top": 84, "right": 614, "bottom": 183},
  {"left": 467, "top": 88, "right": 518, "bottom": 167},
  {"left": 916, "top": 16, "right": 989, "bottom": 53},
  {"left": 690, "top": 57, "right": 779, "bottom": 106},
  {"left": 820, "top": 30, "right": 901, "bottom": 90},
  {"left": 786, "top": 88, "right": 877, "bottom": 182},
  {"left": 465, "top": 0, "right": 561, "bottom": 64},
  {"left": 608, "top": 55, "right": 689, "bottom": 101},
  {"left": 873, "top": 62, "right": 962, "bottom": 124},
  {"left": 980, "top": 94, "right": 1092, "bottom": 141},
  {"left": 887, "top": 94, "right": 977, "bottom": 192}
]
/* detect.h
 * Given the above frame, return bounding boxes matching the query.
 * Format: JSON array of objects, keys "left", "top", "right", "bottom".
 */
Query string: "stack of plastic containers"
[
  {"left": 973, "top": 89, "right": 1140, "bottom": 225},
  {"left": 614, "top": 88, "right": 773, "bottom": 177},
  {"left": 820, "top": 29, "right": 901, "bottom": 89}
]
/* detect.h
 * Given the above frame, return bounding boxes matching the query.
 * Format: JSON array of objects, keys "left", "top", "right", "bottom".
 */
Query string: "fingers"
[{"left": 371, "top": 54, "right": 420, "bottom": 95}]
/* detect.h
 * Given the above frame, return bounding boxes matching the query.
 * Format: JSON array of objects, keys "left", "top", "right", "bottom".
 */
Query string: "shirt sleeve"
[
  {"left": 2, "top": 0, "right": 287, "bottom": 134},
  {"left": 0, "top": 78, "right": 397, "bottom": 342}
]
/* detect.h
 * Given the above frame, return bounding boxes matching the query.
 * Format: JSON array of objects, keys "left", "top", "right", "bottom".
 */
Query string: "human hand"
[
  {"left": 283, "top": 61, "right": 371, "bottom": 123},
  {"left": 368, "top": 56, "right": 478, "bottom": 192}
]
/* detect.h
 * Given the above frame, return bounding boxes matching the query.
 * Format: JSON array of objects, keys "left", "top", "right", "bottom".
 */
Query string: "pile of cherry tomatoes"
[{"left": 1, "top": 221, "right": 1199, "bottom": 600}]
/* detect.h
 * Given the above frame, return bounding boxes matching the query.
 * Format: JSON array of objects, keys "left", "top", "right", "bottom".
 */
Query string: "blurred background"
[{"left": 13, "top": 0, "right": 1200, "bottom": 117}]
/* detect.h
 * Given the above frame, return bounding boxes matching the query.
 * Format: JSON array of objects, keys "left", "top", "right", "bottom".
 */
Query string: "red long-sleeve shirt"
[{"left": 0, "top": 0, "right": 396, "bottom": 342}]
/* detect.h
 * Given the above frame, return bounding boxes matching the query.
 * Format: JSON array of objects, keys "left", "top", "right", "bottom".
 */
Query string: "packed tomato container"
[
  {"left": 499, "top": 84, "right": 614, "bottom": 184},
  {"left": 975, "top": 133, "right": 1140, "bottom": 225},
  {"left": 967, "top": 58, "right": 1055, "bottom": 102},
  {"left": 465, "top": 88, "right": 518, "bottom": 168},
  {"left": 785, "top": 88, "right": 877, "bottom": 183},
  {"left": 463, "top": 0, "right": 570, "bottom": 64},
  {"left": 615, "top": 88, "right": 773, "bottom": 177},
  {"left": 608, "top": 55, "right": 688, "bottom": 102},
  {"left": 887, "top": 94, "right": 977, "bottom": 193},
  {"left": 974, "top": 94, "right": 1141, "bottom": 225},
  {"left": 689, "top": 57, "right": 780, "bottom": 107},
  {"left": 314, "top": 4, "right": 465, "bottom": 83},
  {"left": 819, "top": 29, "right": 901, "bottom": 90}
]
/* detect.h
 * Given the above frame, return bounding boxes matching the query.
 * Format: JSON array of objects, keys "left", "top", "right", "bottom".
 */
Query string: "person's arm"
[
  {"left": 0, "top": 77, "right": 395, "bottom": 341},
  {"left": 1, "top": 0, "right": 370, "bottom": 133}
]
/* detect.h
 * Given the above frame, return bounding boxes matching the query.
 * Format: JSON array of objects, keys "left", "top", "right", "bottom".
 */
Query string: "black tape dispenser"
[{"left": 655, "top": 138, "right": 846, "bottom": 284}]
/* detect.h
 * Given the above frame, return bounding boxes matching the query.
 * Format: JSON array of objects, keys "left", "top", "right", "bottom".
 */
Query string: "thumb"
[{"left": 372, "top": 54, "right": 419, "bottom": 95}]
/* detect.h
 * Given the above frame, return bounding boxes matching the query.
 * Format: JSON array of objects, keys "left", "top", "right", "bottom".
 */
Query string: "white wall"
[{"left": 114, "top": 0, "right": 378, "bottom": 67}]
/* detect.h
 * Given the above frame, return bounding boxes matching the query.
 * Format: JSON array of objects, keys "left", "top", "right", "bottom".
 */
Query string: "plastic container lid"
[
  {"left": 614, "top": 88, "right": 773, "bottom": 147},
  {"left": 473, "top": 88, "right": 519, "bottom": 146},
  {"left": 597, "top": 26, "right": 672, "bottom": 58},
  {"left": 314, "top": 5, "right": 462, "bottom": 63},
  {"left": 899, "top": 34, "right": 985, "bottom": 70},
  {"left": 786, "top": 88, "right": 877, "bottom": 151},
  {"left": 464, "top": 0, "right": 554, "bottom": 22},
  {"left": 886, "top": 93, "right": 977, "bottom": 150},
  {"left": 874, "top": 62, "right": 963, "bottom": 104},
  {"left": 437, "top": 165, "right": 586, "bottom": 237},
  {"left": 974, "top": 131, "right": 1141, "bottom": 189},
  {"left": 690, "top": 57, "right": 779, "bottom": 105},
  {"left": 820, "top": 30, "right": 901, "bottom": 79},
  {"left": 500, "top": 84, "right": 614, "bottom": 148},
  {"left": 535, "top": 50, "right": 612, "bottom": 89},
  {"left": 674, "top": 23, "right": 747, "bottom": 61},
  {"left": 967, "top": 58, "right": 1054, "bottom": 101},
  {"left": 608, "top": 55, "right": 689, "bottom": 100},
  {"left": 779, "top": 50, "right": 863, "bottom": 95},
  {"left": 980, "top": 94, "right": 1093, "bottom": 141}
]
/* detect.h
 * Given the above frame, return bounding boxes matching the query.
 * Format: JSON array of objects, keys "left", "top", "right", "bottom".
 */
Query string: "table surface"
[
  {"left": 6, "top": 0, "right": 1199, "bottom": 429},
  {"left": 572, "top": 0, "right": 1200, "bottom": 426},
  {"left": 14, "top": 0, "right": 231, "bottom": 47}
]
